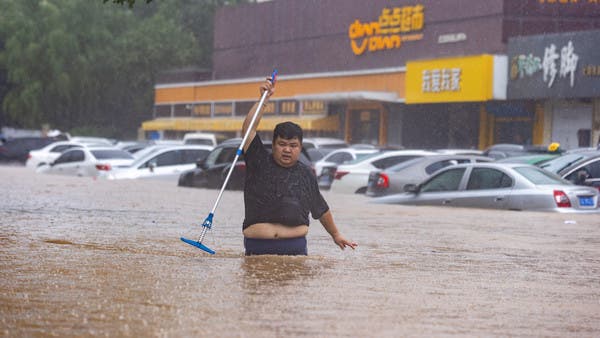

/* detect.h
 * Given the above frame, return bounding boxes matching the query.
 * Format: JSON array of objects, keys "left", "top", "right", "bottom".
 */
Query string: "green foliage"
[
  {"left": 0, "top": 0, "right": 246, "bottom": 138},
  {"left": 103, "top": 0, "right": 153, "bottom": 8}
]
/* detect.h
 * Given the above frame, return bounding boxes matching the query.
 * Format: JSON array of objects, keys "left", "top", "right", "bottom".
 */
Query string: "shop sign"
[
  {"left": 193, "top": 104, "right": 211, "bottom": 117},
  {"left": 279, "top": 100, "right": 298, "bottom": 115},
  {"left": 302, "top": 100, "right": 326, "bottom": 115},
  {"left": 348, "top": 5, "right": 424, "bottom": 56},
  {"left": 507, "top": 30, "right": 600, "bottom": 99},
  {"left": 214, "top": 102, "right": 233, "bottom": 116},
  {"left": 437, "top": 32, "right": 467, "bottom": 44},
  {"left": 405, "top": 55, "right": 497, "bottom": 103}
]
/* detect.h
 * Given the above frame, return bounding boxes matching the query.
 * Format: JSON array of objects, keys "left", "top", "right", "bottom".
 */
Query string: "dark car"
[
  {"left": 0, "top": 136, "right": 67, "bottom": 164},
  {"left": 178, "top": 138, "right": 313, "bottom": 190}
]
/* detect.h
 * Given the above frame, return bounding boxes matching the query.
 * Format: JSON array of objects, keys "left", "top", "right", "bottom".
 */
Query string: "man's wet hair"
[{"left": 273, "top": 121, "right": 303, "bottom": 144}]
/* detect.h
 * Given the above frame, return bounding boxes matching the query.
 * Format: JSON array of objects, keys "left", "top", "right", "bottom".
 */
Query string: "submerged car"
[
  {"left": 314, "top": 147, "right": 380, "bottom": 177},
  {"left": 366, "top": 154, "right": 493, "bottom": 197},
  {"left": 37, "top": 147, "right": 135, "bottom": 178},
  {"left": 371, "top": 162, "right": 599, "bottom": 213},
  {"left": 103, "top": 145, "right": 213, "bottom": 180},
  {"left": 25, "top": 141, "right": 87, "bottom": 169},
  {"left": 0, "top": 136, "right": 66, "bottom": 164},
  {"left": 302, "top": 137, "right": 348, "bottom": 150}
]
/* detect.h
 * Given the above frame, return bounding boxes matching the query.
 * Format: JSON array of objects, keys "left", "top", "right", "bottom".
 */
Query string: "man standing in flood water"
[{"left": 241, "top": 78, "right": 357, "bottom": 255}]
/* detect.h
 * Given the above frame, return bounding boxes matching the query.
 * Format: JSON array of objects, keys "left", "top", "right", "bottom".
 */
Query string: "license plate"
[{"left": 579, "top": 196, "right": 594, "bottom": 207}]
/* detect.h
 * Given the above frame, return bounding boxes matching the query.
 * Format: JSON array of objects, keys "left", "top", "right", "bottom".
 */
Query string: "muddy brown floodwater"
[{"left": 1, "top": 166, "right": 600, "bottom": 337}]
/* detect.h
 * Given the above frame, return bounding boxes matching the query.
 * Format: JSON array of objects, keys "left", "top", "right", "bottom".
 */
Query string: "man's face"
[{"left": 272, "top": 136, "right": 301, "bottom": 168}]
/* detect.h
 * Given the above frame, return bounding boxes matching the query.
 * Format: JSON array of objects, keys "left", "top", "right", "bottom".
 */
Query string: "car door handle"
[
  {"left": 494, "top": 196, "right": 504, "bottom": 202},
  {"left": 442, "top": 199, "right": 452, "bottom": 204}
]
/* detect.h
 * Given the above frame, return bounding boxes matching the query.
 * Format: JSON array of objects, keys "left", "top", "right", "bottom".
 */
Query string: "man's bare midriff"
[{"left": 243, "top": 223, "right": 309, "bottom": 239}]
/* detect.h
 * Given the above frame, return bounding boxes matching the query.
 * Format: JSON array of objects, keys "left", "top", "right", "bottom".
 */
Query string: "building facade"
[
  {"left": 507, "top": 29, "right": 600, "bottom": 149},
  {"left": 143, "top": 0, "right": 600, "bottom": 149}
]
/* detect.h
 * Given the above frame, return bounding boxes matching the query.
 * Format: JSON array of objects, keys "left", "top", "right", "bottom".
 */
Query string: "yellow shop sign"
[
  {"left": 405, "top": 55, "right": 495, "bottom": 103},
  {"left": 348, "top": 5, "right": 425, "bottom": 56}
]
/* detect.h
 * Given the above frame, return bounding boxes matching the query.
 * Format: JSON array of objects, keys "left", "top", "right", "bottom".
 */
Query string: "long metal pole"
[{"left": 196, "top": 70, "right": 277, "bottom": 243}]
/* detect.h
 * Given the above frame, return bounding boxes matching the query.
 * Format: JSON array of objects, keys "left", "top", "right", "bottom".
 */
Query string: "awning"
[{"left": 141, "top": 115, "right": 340, "bottom": 132}]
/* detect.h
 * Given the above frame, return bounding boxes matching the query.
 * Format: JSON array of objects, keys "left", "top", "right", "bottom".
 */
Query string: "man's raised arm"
[{"left": 242, "top": 78, "right": 275, "bottom": 153}]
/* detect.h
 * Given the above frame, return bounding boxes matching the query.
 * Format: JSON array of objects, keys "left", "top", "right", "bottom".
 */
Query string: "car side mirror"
[
  {"left": 404, "top": 183, "right": 419, "bottom": 193},
  {"left": 148, "top": 161, "right": 156, "bottom": 172}
]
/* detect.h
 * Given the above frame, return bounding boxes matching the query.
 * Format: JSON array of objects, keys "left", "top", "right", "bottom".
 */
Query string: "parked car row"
[
  {"left": 30, "top": 142, "right": 213, "bottom": 180},
  {"left": 14, "top": 135, "right": 600, "bottom": 213}
]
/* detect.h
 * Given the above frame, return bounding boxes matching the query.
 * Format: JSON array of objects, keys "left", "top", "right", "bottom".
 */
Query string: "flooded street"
[{"left": 1, "top": 166, "right": 600, "bottom": 337}]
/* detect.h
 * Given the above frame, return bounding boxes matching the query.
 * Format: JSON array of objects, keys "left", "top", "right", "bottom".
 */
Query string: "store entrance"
[
  {"left": 494, "top": 117, "right": 533, "bottom": 145},
  {"left": 349, "top": 109, "right": 380, "bottom": 145}
]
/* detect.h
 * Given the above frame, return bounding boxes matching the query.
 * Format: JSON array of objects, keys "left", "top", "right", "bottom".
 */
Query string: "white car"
[
  {"left": 69, "top": 136, "right": 114, "bottom": 146},
  {"left": 303, "top": 137, "right": 348, "bottom": 150},
  {"left": 37, "top": 147, "right": 135, "bottom": 178},
  {"left": 314, "top": 147, "right": 380, "bottom": 177},
  {"left": 103, "top": 145, "right": 213, "bottom": 181},
  {"left": 183, "top": 132, "right": 227, "bottom": 147},
  {"left": 25, "top": 141, "right": 86, "bottom": 169},
  {"left": 329, "top": 150, "right": 438, "bottom": 194}
]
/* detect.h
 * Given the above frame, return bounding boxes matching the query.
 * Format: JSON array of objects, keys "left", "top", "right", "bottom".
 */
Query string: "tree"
[
  {"left": 0, "top": 0, "right": 250, "bottom": 138},
  {"left": 0, "top": 0, "right": 214, "bottom": 138},
  {"left": 104, "top": 0, "right": 153, "bottom": 8}
]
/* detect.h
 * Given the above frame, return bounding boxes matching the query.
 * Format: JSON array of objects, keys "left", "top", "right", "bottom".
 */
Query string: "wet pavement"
[{"left": 1, "top": 166, "right": 599, "bottom": 337}]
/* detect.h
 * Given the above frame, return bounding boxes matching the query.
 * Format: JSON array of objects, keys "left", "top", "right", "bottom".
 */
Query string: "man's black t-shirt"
[{"left": 242, "top": 135, "right": 329, "bottom": 230}]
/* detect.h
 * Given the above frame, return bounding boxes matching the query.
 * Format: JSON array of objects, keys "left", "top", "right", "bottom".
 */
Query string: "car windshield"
[
  {"left": 91, "top": 149, "right": 134, "bottom": 160},
  {"left": 514, "top": 166, "right": 570, "bottom": 185},
  {"left": 538, "top": 153, "right": 587, "bottom": 173}
]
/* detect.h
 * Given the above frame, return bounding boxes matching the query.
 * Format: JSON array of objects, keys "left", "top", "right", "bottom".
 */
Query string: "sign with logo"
[
  {"left": 406, "top": 55, "right": 498, "bottom": 103},
  {"left": 507, "top": 30, "right": 600, "bottom": 99},
  {"left": 348, "top": 5, "right": 425, "bottom": 56}
]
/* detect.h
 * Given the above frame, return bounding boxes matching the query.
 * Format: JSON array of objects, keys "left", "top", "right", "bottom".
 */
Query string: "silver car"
[
  {"left": 371, "top": 162, "right": 599, "bottom": 213},
  {"left": 366, "top": 154, "right": 493, "bottom": 197}
]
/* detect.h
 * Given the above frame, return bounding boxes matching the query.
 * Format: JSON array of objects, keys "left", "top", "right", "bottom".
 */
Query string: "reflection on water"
[
  {"left": 241, "top": 256, "right": 315, "bottom": 292},
  {"left": 2, "top": 166, "right": 600, "bottom": 337}
]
